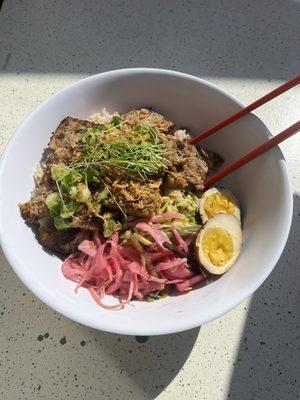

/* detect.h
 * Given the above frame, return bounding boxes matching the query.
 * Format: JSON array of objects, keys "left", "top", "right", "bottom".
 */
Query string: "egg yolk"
[
  {"left": 202, "top": 228, "right": 234, "bottom": 266},
  {"left": 204, "top": 193, "right": 236, "bottom": 218}
]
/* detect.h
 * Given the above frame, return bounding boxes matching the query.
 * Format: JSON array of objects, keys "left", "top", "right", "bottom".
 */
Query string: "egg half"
[
  {"left": 199, "top": 187, "right": 241, "bottom": 224},
  {"left": 195, "top": 214, "right": 242, "bottom": 275}
]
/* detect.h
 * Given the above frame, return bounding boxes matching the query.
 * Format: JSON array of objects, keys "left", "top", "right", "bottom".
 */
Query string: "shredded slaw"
[{"left": 62, "top": 216, "right": 207, "bottom": 309}]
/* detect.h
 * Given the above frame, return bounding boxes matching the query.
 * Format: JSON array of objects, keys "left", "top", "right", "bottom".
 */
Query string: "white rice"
[
  {"left": 33, "top": 162, "right": 44, "bottom": 183},
  {"left": 88, "top": 108, "right": 119, "bottom": 124},
  {"left": 174, "top": 129, "right": 190, "bottom": 141}
]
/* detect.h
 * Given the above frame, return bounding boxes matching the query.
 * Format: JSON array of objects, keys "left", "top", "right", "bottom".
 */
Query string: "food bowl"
[{"left": 0, "top": 69, "right": 292, "bottom": 335}]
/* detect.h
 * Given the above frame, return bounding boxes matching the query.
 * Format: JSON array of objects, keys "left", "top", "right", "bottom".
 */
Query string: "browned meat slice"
[
  {"left": 68, "top": 206, "right": 100, "bottom": 231},
  {"left": 38, "top": 164, "right": 56, "bottom": 191},
  {"left": 20, "top": 195, "right": 90, "bottom": 255},
  {"left": 19, "top": 110, "right": 217, "bottom": 256},
  {"left": 160, "top": 134, "right": 208, "bottom": 190},
  {"left": 38, "top": 153, "right": 59, "bottom": 191},
  {"left": 105, "top": 179, "right": 162, "bottom": 217},
  {"left": 163, "top": 172, "right": 187, "bottom": 190},
  {"left": 123, "top": 108, "right": 175, "bottom": 134},
  {"left": 19, "top": 195, "right": 48, "bottom": 224},
  {"left": 197, "top": 148, "right": 224, "bottom": 172},
  {"left": 38, "top": 220, "right": 89, "bottom": 255},
  {"left": 48, "top": 117, "right": 97, "bottom": 164},
  {"left": 20, "top": 195, "right": 99, "bottom": 231},
  {"left": 181, "top": 151, "right": 208, "bottom": 190}
]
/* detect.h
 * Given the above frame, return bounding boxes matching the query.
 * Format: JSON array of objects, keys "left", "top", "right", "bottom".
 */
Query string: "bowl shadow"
[
  {"left": 227, "top": 194, "right": 300, "bottom": 400},
  {"left": 0, "top": 242, "right": 199, "bottom": 399},
  {"left": 95, "top": 327, "right": 200, "bottom": 399}
]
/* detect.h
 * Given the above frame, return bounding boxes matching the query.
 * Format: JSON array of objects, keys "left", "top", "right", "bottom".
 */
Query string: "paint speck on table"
[
  {"left": 135, "top": 336, "right": 149, "bottom": 343},
  {"left": 60, "top": 336, "right": 67, "bottom": 345}
]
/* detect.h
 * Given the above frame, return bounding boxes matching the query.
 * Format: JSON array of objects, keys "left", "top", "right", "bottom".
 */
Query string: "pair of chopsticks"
[{"left": 188, "top": 75, "right": 300, "bottom": 187}]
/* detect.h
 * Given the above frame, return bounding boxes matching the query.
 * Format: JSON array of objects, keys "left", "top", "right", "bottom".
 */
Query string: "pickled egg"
[
  {"left": 199, "top": 187, "right": 241, "bottom": 224},
  {"left": 195, "top": 214, "right": 242, "bottom": 275}
]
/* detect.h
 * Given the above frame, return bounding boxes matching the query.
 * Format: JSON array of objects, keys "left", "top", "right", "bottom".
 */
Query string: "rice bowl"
[{"left": 0, "top": 69, "right": 292, "bottom": 335}]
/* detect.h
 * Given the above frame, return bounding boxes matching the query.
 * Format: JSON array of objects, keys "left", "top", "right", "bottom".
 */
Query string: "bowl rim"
[{"left": 0, "top": 68, "right": 293, "bottom": 335}]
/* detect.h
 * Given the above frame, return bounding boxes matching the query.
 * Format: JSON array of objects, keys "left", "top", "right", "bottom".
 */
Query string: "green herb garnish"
[
  {"left": 46, "top": 117, "right": 168, "bottom": 229},
  {"left": 103, "top": 219, "right": 115, "bottom": 237},
  {"left": 53, "top": 217, "right": 70, "bottom": 230},
  {"left": 111, "top": 115, "right": 122, "bottom": 127},
  {"left": 147, "top": 287, "right": 171, "bottom": 302},
  {"left": 77, "top": 124, "right": 166, "bottom": 181}
]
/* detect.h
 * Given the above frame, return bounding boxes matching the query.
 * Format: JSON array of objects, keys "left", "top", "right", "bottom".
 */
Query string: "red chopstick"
[
  {"left": 189, "top": 75, "right": 300, "bottom": 145},
  {"left": 204, "top": 121, "right": 300, "bottom": 187}
]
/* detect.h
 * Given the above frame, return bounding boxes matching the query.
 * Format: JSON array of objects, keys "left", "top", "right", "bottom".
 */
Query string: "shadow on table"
[
  {"left": 0, "top": 0, "right": 299, "bottom": 79},
  {"left": 0, "top": 199, "right": 298, "bottom": 399},
  {"left": 0, "top": 246, "right": 199, "bottom": 400},
  {"left": 98, "top": 328, "right": 200, "bottom": 399},
  {"left": 227, "top": 194, "right": 300, "bottom": 400}
]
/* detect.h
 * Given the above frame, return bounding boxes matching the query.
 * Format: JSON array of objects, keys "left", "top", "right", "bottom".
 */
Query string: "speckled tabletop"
[{"left": 0, "top": 1, "right": 299, "bottom": 399}]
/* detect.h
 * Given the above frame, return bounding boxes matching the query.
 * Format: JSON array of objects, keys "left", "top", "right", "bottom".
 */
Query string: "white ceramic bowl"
[{"left": 0, "top": 69, "right": 293, "bottom": 335}]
